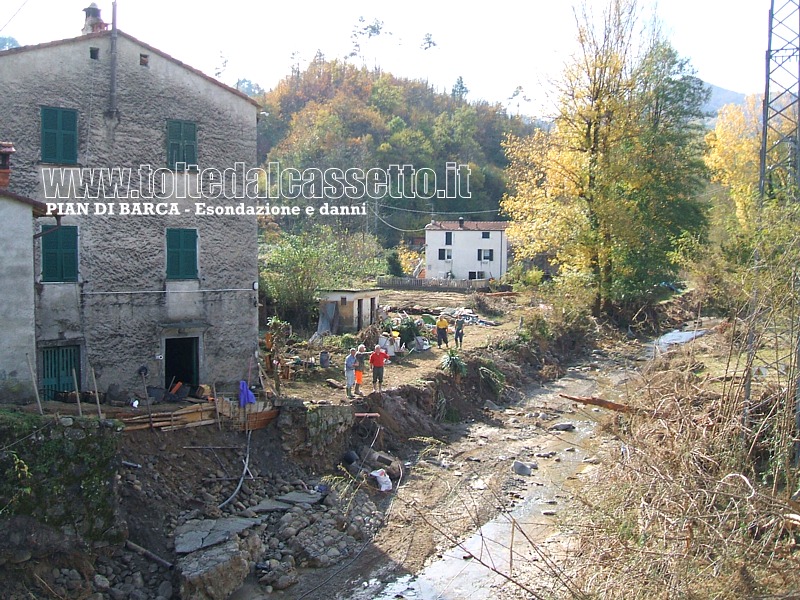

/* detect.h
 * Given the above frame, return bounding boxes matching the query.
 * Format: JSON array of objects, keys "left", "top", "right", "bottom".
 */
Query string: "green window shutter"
[
  {"left": 167, "top": 121, "right": 182, "bottom": 169},
  {"left": 166, "top": 228, "right": 197, "bottom": 279},
  {"left": 41, "top": 107, "right": 59, "bottom": 163},
  {"left": 167, "top": 120, "right": 197, "bottom": 169},
  {"left": 41, "top": 225, "right": 78, "bottom": 282},
  {"left": 60, "top": 226, "right": 78, "bottom": 280},
  {"left": 183, "top": 229, "right": 198, "bottom": 278},
  {"left": 166, "top": 228, "right": 182, "bottom": 278},
  {"left": 60, "top": 110, "right": 78, "bottom": 164},
  {"left": 41, "top": 107, "right": 78, "bottom": 164},
  {"left": 42, "top": 230, "right": 61, "bottom": 281},
  {"left": 183, "top": 122, "right": 197, "bottom": 165}
]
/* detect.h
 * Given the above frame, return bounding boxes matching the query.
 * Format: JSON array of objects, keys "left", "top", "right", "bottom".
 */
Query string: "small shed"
[{"left": 318, "top": 288, "right": 382, "bottom": 334}]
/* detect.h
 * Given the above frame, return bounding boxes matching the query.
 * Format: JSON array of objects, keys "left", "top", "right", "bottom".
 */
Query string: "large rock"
[{"left": 178, "top": 532, "right": 262, "bottom": 600}]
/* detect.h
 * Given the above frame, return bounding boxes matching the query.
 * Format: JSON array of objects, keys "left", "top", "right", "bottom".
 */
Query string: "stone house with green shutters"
[{"left": 0, "top": 5, "right": 261, "bottom": 403}]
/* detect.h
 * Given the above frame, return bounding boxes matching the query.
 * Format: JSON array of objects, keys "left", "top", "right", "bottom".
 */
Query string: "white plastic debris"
[{"left": 369, "top": 469, "right": 392, "bottom": 492}]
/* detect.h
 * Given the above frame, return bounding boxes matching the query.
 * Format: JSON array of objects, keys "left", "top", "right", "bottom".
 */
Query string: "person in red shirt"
[{"left": 369, "top": 344, "right": 390, "bottom": 393}]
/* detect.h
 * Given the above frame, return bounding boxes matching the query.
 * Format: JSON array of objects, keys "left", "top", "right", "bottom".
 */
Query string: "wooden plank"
[
  {"left": 123, "top": 422, "right": 161, "bottom": 431},
  {"left": 121, "top": 413, "right": 173, "bottom": 423},
  {"left": 173, "top": 403, "right": 213, "bottom": 415},
  {"left": 161, "top": 418, "right": 217, "bottom": 432}
]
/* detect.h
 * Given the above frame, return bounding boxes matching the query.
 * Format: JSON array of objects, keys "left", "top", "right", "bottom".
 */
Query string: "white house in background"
[{"left": 424, "top": 218, "right": 509, "bottom": 280}]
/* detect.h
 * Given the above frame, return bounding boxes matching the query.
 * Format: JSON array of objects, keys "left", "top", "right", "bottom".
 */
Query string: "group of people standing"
[
  {"left": 344, "top": 344, "right": 389, "bottom": 398},
  {"left": 436, "top": 315, "right": 465, "bottom": 349},
  {"left": 343, "top": 314, "right": 466, "bottom": 399}
]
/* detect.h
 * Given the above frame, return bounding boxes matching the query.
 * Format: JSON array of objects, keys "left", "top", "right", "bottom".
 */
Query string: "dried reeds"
[{"left": 568, "top": 332, "right": 800, "bottom": 599}]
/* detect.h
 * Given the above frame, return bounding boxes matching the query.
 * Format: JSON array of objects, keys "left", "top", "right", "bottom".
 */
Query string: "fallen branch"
[
  {"left": 559, "top": 394, "right": 653, "bottom": 416},
  {"left": 126, "top": 540, "right": 173, "bottom": 570}
]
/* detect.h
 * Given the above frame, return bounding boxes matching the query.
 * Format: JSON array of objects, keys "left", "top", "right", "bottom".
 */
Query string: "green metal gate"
[{"left": 41, "top": 346, "right": 80, "bottom": 401}]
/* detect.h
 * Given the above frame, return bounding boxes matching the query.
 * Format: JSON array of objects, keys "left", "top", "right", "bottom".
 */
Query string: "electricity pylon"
[{"left": 749, "top": 0, "right": 800, "bottom": 468}]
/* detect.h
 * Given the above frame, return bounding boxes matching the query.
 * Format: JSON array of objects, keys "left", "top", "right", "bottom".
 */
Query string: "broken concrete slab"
[
  {"left": 174, "top": 517, "right": 262, "bottom": 554},
  {"left": 251, "top": 498, "right": 293, "bottom": 513},
  {"left": 275, "top": 491, "right": 323, "bottom": 505}
]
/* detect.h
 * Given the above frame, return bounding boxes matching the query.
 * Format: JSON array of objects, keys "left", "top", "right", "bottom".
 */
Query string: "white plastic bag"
[{"left": 370, "top": 469, "right": 392, "bottom": 492}]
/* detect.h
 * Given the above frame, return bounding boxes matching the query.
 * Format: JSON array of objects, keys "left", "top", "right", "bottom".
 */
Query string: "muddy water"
[{"left": 357, "top": 367, "right": 630, "bottom": 600}]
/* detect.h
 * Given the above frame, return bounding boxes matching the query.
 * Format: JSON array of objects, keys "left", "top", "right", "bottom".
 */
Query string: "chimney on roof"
[
  {"left": 82, "top": 3, "right": 108, "bottom": 34},
  {"left": 0, "top": 142, "right": 16, "bottom": 189},
  {"left": 458, "top": 216, "right": 465, "bottom": 229}
]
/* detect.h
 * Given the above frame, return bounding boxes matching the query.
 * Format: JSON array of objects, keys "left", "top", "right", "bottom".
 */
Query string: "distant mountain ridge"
[{"left": 704, "top": 82, "right": 747, "bottom": 116}]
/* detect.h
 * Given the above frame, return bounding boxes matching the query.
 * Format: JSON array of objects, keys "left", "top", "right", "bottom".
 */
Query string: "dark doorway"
[
  {"left": 164, "top": 337, "right": 199, "bottom": 388},
  {"left": 357, "top": 298, "right": 364, "bottom": 331}
]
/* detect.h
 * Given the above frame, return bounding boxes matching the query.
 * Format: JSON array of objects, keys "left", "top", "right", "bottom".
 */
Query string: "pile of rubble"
[{"left": 112, "top": 462, "right": 385, "bottom": 600}]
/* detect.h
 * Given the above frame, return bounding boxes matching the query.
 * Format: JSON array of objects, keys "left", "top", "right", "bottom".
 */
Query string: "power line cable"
[
  {"left": 369, "top": 206, "right": 428, "bottom": 232},
  {"left": 0, "top": 0, "right": 31, "bottom": 35},
  {"left": 376, "top": 203, "right": 503, "bottom": 215}
]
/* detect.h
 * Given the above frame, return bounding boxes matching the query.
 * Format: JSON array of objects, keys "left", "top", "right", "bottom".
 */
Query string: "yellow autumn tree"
[
  {"left": 705, "top": 95, "right": 762, "bottom": 230},
  {"left": 502, "top": 0, "right": 709, "bottom": 315}
]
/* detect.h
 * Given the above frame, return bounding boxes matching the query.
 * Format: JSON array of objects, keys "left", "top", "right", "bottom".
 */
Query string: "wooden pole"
[
  {"left": 125, "top": 540, "right": 173, "bottom": 570},
  {"left": 212, "top": 383, "right": 221, "bottom": 431},
  {"left": 509, "top": 520, "right": 515, "bottom": 574},
  {"left": 26, "top": 353, "right": 43, "bottom": 416},
  {"left": 71, "top": 368, "right": 83, "bottom": 417},
  {"left": 91, "top": 366, "right": 102, "bottom": 418},
  {"left": 141, "top": 372, "right": 154, "bottom": 430}
]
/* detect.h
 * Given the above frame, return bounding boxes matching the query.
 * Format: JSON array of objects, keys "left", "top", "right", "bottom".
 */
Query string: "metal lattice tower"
[
  {"left": 759, "top": 0, "right": 800, "bottom": 197},
  {"left": 748, "top": 0, "right": 800, "bottom": 467}
]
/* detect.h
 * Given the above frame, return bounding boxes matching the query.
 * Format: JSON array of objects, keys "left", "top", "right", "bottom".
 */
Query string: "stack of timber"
[
  {"left": 120, "top": 395, "right": 279, "bottom": 433},
  {"left": 121, "top": 403, "right": 218, "bottom": 432}
]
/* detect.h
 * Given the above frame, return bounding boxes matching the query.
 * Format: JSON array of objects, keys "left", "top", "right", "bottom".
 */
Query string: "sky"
[{"left": 1, "top": 0, "right": 771, "bottom": 116}]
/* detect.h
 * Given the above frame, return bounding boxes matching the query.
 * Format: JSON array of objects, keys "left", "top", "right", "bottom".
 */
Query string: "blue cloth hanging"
[{"left": 239, "top": 380, "right": 256, "bottom": 407}]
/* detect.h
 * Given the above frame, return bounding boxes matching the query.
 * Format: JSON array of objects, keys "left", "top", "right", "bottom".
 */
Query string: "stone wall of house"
[
  {"left": 277, "top": 402, "right": 355, "bottom": 470},
  {"left": 0, "top": 200, "right": 38, "bottom": 403},
  {"left": 0, "top": 32, "right": 259, "bottom": 398}
]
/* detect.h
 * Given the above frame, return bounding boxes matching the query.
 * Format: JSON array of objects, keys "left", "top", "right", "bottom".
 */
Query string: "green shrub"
[
  {"left": 476, "top": 358, "right": 506, "bottom": 399},
  {"left": 440, "top": 349, "right": 467, "bottom": 379}
]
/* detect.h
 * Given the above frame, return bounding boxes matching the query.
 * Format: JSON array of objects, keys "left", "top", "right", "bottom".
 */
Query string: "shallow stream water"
[{"left": 363, "top": 370, "right": 617, "bottom": 600}]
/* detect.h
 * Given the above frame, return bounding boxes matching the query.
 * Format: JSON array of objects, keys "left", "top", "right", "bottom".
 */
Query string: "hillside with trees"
[{"left": 251, "top": 54, "right": 537, "bottom": 245}]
